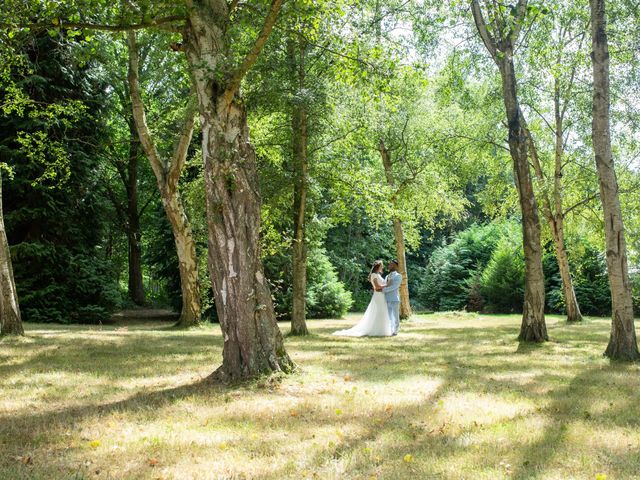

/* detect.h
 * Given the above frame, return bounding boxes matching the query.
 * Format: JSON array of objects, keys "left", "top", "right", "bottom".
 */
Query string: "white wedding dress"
[{"left": 333, "top": 273, "right": 393, "bottom": 337}]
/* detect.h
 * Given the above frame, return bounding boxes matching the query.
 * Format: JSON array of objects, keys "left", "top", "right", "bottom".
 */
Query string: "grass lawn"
[{"left": 1, "top": 313, "right": 639, "bottom": 479}]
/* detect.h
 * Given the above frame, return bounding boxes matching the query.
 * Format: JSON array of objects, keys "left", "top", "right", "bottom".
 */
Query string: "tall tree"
[
  {"left": 103, "top": 109, "right": 147, "bottom": 306},
  {"left": 127, "top": 31, "right": 202, "bottom": 327},
  {"left": 182, "top": 0, "right": 294, "bottom": 379},
  {"left": 520, "top": 5, "right": 588, "bottom": 322},
  {"left": 0, "top": 170, "right": 23, "bottom": 336},
  {"left": 285, "top": 18, "right": 312, "bottom": 336},
  {"left": 378, "top": 140, "right": 412, "bottom": 319},
  {"left": 590, "top": 0, "right": 639, "bottom": 360},
  {"left": 2, "top": 0, "right": 294, "bottom": 379},
  {"left": 471, "top": 0, "right": 547, "bottom": 341},
  {"left": 373, "top": 0, "right": 412, "bottom": 318}
]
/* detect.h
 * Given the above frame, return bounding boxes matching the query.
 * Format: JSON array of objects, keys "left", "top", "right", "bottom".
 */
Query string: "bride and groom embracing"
[{"left": 333, "top": 259, "right": 402, "bottom": 337}]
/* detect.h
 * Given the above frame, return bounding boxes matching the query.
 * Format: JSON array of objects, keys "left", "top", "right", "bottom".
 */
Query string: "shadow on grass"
[{"left": 2, "top": 316, "right": 639, "bottom": 478}]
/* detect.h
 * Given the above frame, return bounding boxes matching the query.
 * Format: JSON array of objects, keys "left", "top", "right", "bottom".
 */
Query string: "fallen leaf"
[{"left": 148, "top": 458, "right": 159, "bottom": 467}]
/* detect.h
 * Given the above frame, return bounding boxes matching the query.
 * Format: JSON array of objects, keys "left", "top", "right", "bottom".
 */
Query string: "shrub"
[
  {"left": 480, "top": 234, "right": 525, "bottom": 313},
  {"left": 264, "top": 246, "right": 353, "bottom": 320},
  {"left": 414, "top": 222, "right": 507, "bottom": 311}
]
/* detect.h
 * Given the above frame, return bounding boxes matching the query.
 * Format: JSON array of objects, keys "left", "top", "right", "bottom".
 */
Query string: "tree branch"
[
  {"left": 139, "top": 191, "right": 157, "bottom": 217},
  {"left": 126, "top": 30, "right": 166, "bottom": 186},
  {"left": 510, "top": 0, "right": 528, "bottom": 43},
  {"left": 308, "top": 125, "right": 362, "bottom": 155},
  {"left": 222, "top": 0, "right": 283, "bottom": 105},
  {"left": 471, "top": 0, "right": 498, "bottom": 62},
  {"left": 563, "top": 192, "right": 599, "bottom": 217},
  {"left": 2, "top": 15, "right": 186, "bottom": 33},
  {"left": 167, "top": 96, "right": 197, "bottom": 193}
]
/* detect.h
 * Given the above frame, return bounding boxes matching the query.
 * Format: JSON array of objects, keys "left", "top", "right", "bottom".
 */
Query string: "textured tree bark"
[
  {"left": 498, "top": 59, "right": 547, "bottom": 342},
  {"left": 183, "top": 0, "right": 294, "bottom": 380},
  {"left": 590, "top": 0, "right": 639, "bottom": 360},
  {"left": 379, "top": 140, "right": 412, "bottom": 319},
  {"left": 527, "top": 113, "right": 582, "bottom": 323},
  {"left": 551, "top": 79, "right": 582, "bottom": 323},
  {"left": 472, "top": 0, "right": 547, "bottom": 342},
  {"left": 0, "top": 172, "right": 24, "bottom": 336},
  {"left": 127, "top": 32, "right": 202, "bottom": 328},
  {"left": 125, "top": 123, "right": 146, "bottom": 306},
  {"left": 289, "top": 37, "right": 310, "bottom": 336}
]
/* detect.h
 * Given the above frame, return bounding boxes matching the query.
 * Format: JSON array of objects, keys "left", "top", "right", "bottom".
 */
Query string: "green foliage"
[
  {"left": 1, "top": 32, "right": 121, "bottom": 323},
  {"left": 414, "top": 222, "right": 506, "bottom": 311},
  {"left": 265, "top": 246, "right": 353, "bottom": 320},
  {"left": 569, "top": 243, "right": 612, "bottom": 317},
  {"left": 306, "top": 248, "right": 353, "bottom": 318},
  {"left": 480, "top": 231, "right": 526, "bottom": 313}
]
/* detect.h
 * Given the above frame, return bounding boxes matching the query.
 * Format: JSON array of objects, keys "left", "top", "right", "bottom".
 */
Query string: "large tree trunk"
[
  {"left": 183, "top": 0, "right": 293, "bottom": 381},
  {"left": 497, "top": 57, "right": 547, "bottom": 342},
  {"left": 472, "top": 1, "right": 547, "bottom": 342},
  {"left": 289, "top": 37, "right": 309, "bottom": 336},
  {"left": 590, "top": 0, "right": 639, "bottom": 360},
  {"left": 379, "top": 140, "right": 412, "bottom": 319},
  {"left": 126, "top": 123, "right": 146, "bottom": 306},
  {"left": 0, "top": 172, "right": 24, "bottom": 336},
  {"left": 127, "top": 32, "right": 202, "bottom": 328}
]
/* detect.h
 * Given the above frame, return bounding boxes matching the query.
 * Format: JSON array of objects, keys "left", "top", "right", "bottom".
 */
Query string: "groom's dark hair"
[{"left": 390, "top": 259, "right": 399, "bottom": 266}]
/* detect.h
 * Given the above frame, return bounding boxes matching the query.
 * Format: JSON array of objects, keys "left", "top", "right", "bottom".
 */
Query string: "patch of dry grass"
[{"left": 1, "top": 314, "right": 639, "bottom": 479}]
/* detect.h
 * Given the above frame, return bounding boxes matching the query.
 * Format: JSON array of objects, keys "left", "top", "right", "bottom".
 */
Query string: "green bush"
[
  {"left": 264, "top": 247, "right": 353, "bottom": 320},
  {"left": 571, "top": 244, "right": 611, "bottom": 316},
  {"left": 306, "top": 248, "right": 353, "bottom": 318},
  {"left": 480, "top": 234, "right": 525, "bottom": 313},
  {"left": 414, "top": 222, "right": 506, "bottom": 311},
  {"left": 632, "top": 273, "right": 640, "bottom": 314}
]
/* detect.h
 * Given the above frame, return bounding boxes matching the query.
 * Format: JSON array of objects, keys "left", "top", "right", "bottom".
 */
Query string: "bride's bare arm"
[{"left": 372, "top": 277, "right": 386, "bottom": 292}]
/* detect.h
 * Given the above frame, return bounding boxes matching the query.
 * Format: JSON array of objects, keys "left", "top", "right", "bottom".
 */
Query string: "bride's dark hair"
[{"left": 368, "top": 260, "right": 384, "bottom": 280}]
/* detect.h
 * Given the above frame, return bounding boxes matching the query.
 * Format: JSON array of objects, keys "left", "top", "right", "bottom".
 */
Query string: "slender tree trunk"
[
  {"left": 289, "top": 38, "right": 310, "bottom": 336},
  {"left": 0, "top": 172, "right": 24, "bottom": 336},
  {"left": 127, "top": 32, "right": 202, "bottom": 328},
  {"left": 551, "top": 83, "right": 582, "bottom": 323},
  {"left": 162, "top": 191, "right": 202, "bottom": 327},
  {"left": 590, "top": 0, "right": 639, "bottom": 360},
  {"left": 379, "top": 140, "right": 412, "bottom": 319},
  {"left": 497, "top": 57, "right": 547, "bottom": 342},
  {"left": 527, "top": 86, "right": 582, "bottom": 322},
  {"left": 126, "top": 122, "right": 145, "bottom": 306},
  {"left": 183, "top": 0, "right": 294, "bottom": 380}
]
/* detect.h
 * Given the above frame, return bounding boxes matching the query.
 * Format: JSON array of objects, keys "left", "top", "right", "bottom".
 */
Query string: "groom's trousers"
[{"left": 387, "top": 301, "right": 400, "bottom": 334}]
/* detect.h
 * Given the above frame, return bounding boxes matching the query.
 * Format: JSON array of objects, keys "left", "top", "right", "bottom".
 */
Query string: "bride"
[{"left": 333, "top": 260, "right": 393, "bottom": 337}]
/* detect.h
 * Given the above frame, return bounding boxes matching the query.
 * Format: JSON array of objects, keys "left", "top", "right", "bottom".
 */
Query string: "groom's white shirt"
[{"left": 383, "top": 271, "right": 402, "bottom": 303}]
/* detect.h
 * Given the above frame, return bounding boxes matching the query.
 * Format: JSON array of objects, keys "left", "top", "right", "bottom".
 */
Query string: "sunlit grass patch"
[{"left": 1, "top": 314, "right": 639, "bottom": 479}]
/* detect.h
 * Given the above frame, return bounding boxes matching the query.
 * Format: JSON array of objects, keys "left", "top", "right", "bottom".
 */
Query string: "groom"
[{"left": 383, "top": 260, "right": 402, "bottom": 336}]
